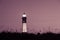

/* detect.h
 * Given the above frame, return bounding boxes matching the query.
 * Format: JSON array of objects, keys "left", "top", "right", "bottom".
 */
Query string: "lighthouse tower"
[{"left": 22, "top": 13, "right": 27, "bottom": 32}]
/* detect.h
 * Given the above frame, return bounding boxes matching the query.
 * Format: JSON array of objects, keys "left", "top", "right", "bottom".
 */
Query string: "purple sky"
[{"left": 0, "top": 0, "right": 60, "bottom": 33}]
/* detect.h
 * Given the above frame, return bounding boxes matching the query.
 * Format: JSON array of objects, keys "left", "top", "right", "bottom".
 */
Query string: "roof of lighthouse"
[{"left": 22, "top": 13, "right": 26, "bottom": 17}]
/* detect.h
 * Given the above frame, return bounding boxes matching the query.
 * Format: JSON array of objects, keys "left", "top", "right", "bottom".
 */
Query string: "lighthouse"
[{"left": 22, "top": 13, "right": 27, "bottom": 32}]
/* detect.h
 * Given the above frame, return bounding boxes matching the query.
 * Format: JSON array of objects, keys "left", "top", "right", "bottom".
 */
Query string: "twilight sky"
[{"left": 0, "top": 0, "right": 60, "bottom": 33}]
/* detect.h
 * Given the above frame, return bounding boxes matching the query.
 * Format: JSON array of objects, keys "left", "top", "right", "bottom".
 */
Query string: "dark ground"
[{"left": 0, "top": 32, "right": 60, "bottom": 40}]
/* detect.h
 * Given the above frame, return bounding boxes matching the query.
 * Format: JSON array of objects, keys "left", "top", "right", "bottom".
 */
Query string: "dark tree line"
[{"left": 0, "top": 32, "right": 60, "bottom": 40}]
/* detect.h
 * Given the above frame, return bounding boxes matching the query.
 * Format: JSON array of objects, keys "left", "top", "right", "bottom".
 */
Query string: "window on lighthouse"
[{"left": 22, "top": 14, "right": 26, "bottom": 17}]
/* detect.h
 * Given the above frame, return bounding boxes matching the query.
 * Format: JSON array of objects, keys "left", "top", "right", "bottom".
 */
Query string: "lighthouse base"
[{"left": 22, "top": 23, "right": 27, "bottom": 32}]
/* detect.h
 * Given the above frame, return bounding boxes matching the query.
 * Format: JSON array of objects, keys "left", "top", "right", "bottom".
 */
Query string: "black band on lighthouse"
[{"left": 22, "top": 17, "right": 27, "bottom": 23}]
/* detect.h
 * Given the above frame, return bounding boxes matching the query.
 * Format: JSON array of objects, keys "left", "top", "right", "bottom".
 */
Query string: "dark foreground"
[{"left": 0, "top": 32, "right": 60, "bottom": 40}]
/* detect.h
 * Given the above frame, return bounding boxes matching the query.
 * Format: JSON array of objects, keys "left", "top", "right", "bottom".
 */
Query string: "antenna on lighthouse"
[{"left": 22, "top": 12, "right": 27, "bottom": 32}]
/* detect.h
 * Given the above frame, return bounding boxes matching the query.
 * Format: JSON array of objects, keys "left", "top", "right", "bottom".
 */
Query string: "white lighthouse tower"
[{"left": 22, "top": 13, "right": 27, "bottom": 32}]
